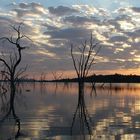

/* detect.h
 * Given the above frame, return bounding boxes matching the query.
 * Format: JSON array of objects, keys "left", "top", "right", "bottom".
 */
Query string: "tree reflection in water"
[
  {"left": 0, "top": 82, "right": 21, "bottom": 140},
  {"left": 71, "top": 83, "right": 93, "bottom": 140}
]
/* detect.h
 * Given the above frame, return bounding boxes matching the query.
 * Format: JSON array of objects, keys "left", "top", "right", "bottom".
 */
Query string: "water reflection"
[
  {"left": 0, "top": 82, "right": 22, "bottom": 140},
  {"left": 90, "top": 82, "right": 97, "bottom": 97},
  {"left": 71, "top": 83, "right": 93, "bottom": 139},
  {"left": 1, "top": 83, "right": 140, "bottom": 139}
]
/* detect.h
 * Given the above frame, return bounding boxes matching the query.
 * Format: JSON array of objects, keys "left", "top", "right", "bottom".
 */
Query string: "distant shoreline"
[
  {"left": 45, "top": 74, "right": 140, "bottom": 83},
  {"left": 1, "top": 74, "right": 140, "bottom": 83}
]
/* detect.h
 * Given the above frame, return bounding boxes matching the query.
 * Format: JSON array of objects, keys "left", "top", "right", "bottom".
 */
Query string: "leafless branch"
[
  {"left": 71, "top": 44, "right": 79, "bottom": 78},
  {"left": 52, "top": 71, "right": 63, "bottom": 81},
  {"left": 70, "top": 33, "right": 101, "bottom": 82}
]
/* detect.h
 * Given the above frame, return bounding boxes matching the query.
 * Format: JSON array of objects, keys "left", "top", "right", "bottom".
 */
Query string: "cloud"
[
  {"left": 19, "top": 2, "right": 42, "bottom": 9},
  {"left": 26, "top": 4, "right": 140, "bottom": 71},
  {"left": 63, "top": 15, "right": 100, "bottom": 26},
  {"left": 109, "top": 35, "right": 128, "bottom": 42},
  {"left": 11, "top": 2, "right": 48, "bottom": 18},
  {"left": 45, "top": 27, "right": 90, "bottom": 41},
  {"left": 72, "top": 5, "right": 98, "bottom": 16},
  {"left": 124, "top": 29, "right": 140, "bottom": 39},
  {"left": 131, "top": 7, "right": 140, "bottom": 13},
  {"left": 0, "top": 3, "right": 140, "bottom": 74},
  {"left": 114, "top": 6, "right": 140, "bottom": 17},
  {"left": 0, "top": 17, "right": 15, "bottom": 33},
  {"left": 48, "top": 6, "right": 78, "bottom": 16}
]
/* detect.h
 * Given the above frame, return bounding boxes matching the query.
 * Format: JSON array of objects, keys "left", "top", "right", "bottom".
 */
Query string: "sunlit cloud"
[
  {"left": 37, "top": 50, "right": 56, "bottom": 57},
  {"left": 73, "top": 5, "right": 98, "bottom": 15},
  {"left": 118, "top": 20, "right": 135, "bottom": 31}
]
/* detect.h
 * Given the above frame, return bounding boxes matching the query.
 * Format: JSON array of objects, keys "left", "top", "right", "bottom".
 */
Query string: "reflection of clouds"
[
  {"left": 1, "top": 83, "right": 140, "bottom": 139},
  {"left": 27, "top": 106, "right": 55, "bottom": 138},
  {"left": 87, "top": 87, "right": 140, "bottom": 139},
  {"left": 131, "top": 100, "right": 140, "bottom": 113},
  {"left": 0, "top": 3, "right": 140, "bottom": 73}
]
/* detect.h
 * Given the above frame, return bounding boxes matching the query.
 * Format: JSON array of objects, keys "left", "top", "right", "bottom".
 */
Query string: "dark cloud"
[
  {"left": 131, "top": 7, "right": 140, "bottom": 13},
  {"left": 124, "top": 29, "right": 140, "bottom": 39},
  {"left": 123, "top": 60, "right": 139, "bottom": 69},
  {"left": 12, "top": 2, "right": 47, "bottom": 17},
  {"left": 99, "top": 44, "right": 115, "bottom": 57},
  {"left": 0, "top": 17, "right": 15, "bottom": 36},
  {"left": 94, "top": 61, "right": 124, "bottom": 70},
  {"left": 63, "top": 15, "right": 100, "bottom": 25},
  {"left": 48, "top": 6, "right": 78, "bottom": 16},
  {"left": 19, "top": 2, "right": 42, "bottom": 9},
  {"left": 64, "top": 16, "right": 91, "bottom": 24},
  {"left": 42, "top": 24, "right": 59, "bottom": 31},
  {"left": 109, "top": 35, "right": 128, "bottom": 42},
  {"left": 45, "top": 27, "right": 90, "bottom": 41},
  {"left": 115, "top": 14, "right": 132, "bottom": 21},
  {"left": 105, "top": 19, "right": 121, "bottom": 31}
]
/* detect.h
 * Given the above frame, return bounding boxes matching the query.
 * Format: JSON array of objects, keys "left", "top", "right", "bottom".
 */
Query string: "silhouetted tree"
[
  {"left": 0, "top": 23, "right": 30, "bottom": 83},
  {"left": 52, "top": 71, "right": 63, "bottom": 81},
  {"left": 0, "top": 23, "right": 31, "bottom": 121},
  {"left": 71, "top": 33, "right": 101, "bottom": 85},
  {"left": 0, "top": 23, "right": 31, "bottom": 139},
  {"left": 40, "top": 72, "right": 47, "bottom": 82},
  {"left": 51, "top": 71, "right": 63, "bottom": 94}
]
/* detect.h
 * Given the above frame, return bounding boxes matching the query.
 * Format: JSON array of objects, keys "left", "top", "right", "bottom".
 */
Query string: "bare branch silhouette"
[
  {"left": 0, "top": 23, "right": 31, "bottom": 83},
  {"left": 52, "top": 71, "right": 63, "bottom": 81},
  {"left": 70, "top": 33, "right": 101, "bottom": 83}
]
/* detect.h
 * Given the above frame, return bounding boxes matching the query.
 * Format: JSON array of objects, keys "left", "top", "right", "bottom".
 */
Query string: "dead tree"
[
  {"left": 0, "top": 23, "right": 30, "bottom": 83},
  {"left": 40, "top": 72, "right": 47, "bottom": 82},
  {"left": 0, "top": 23, "right": 31, "bottom": 121},
  {"left": 71, "top": 33, "right": 101, "bottom": 85},
  {"left": 52, "top": 71, "right": 63, "bottom": 94},
  {"left": 52, "top": 71, "right": 63, "bottom": 81}
]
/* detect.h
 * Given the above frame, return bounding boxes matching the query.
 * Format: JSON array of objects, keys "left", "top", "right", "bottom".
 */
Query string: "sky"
[{"left": 0, "top": 0, "right": 140, "bottom": 79}]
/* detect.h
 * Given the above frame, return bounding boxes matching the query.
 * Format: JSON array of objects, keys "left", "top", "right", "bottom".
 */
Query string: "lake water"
[{"left": 1, "top": 83, "right": 140, "bottom": 140}]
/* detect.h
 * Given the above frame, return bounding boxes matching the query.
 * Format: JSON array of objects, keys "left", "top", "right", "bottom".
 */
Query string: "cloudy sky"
[{"left": 0, "top": 0, "right": 140, "bottom": 78}]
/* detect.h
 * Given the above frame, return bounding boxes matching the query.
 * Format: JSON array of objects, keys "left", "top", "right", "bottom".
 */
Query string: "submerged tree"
[
  {"left": 0, "top": 23, "right": 31, "bottom": 120},
  {"left": 70, "top": 34, "right": 101, "bottom": 138},
  {"left": 71, "top": 33, "right": 101, "bottom": 84},
  {"left": 52, "top": 71, "right": 63, "bottom": 81}
]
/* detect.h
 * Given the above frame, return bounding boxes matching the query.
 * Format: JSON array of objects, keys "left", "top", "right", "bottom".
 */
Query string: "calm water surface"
[{"left": 1, "top": 83, "right": 140, "bottom": 140}]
